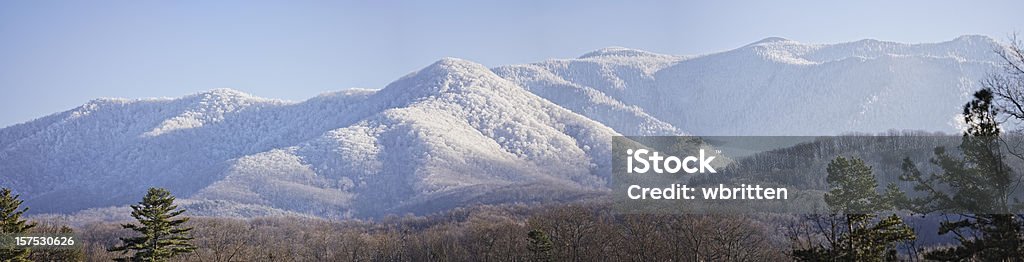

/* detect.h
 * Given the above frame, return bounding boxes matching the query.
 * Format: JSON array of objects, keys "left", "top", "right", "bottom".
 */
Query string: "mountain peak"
[
  {"left": 193, "top": 88, "right": 253, "bottom": 99},
  {"left": 578, "top": 47, "right": 665, "bottom": 59},
  {"left": 950, "top": 34, "right": 998, "bottom": 45},
  {"left": 425, "top": 57, "right": 490, "bottom": 72},
  {"left": 746, "top": 37, "right": 794, "bottom": 46},
  {"left": 395, "top": 57, "right": 497, "bottom": 84},
  {"left": 376, "top": 57, "right": 509, "bottom": 102},
  {"left": 179, "top": 88, "right": 279, "bottom": 107}
]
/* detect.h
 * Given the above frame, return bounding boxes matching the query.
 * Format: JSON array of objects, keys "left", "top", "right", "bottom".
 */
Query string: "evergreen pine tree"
[
  {"left": 527, "top": 229, "right": 553, "bottom": 262},
  {"left": 108, "top": 187, "right": 195, "bottom": 262},
  {"left": 793, "top": 157, "right": 915, "bottom": 261},
  {"left": 900, "top": 89, "right": 1024, "bottom": 260},
  {"left": 0, "top": 188, "right": 36, "bottom": 262}
]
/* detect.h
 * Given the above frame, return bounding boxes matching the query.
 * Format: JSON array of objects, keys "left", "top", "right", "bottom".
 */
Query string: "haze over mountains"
[{"left": 0, "top": 36, "right": 1007, "bottom": 219}]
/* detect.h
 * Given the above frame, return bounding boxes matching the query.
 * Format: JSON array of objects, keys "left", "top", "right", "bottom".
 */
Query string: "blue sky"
[{"left": 1, "top": 0, "right": 1022, "bottom": 127}]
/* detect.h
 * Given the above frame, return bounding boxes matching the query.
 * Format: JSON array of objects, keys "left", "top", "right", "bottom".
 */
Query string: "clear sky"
[{"left": 1, "top": 0, "right": 1022, "bottom": 127}]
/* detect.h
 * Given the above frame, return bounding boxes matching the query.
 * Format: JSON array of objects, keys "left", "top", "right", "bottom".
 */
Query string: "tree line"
[{"left": 2, "top": 189, "right": 789, "bottom": 261}]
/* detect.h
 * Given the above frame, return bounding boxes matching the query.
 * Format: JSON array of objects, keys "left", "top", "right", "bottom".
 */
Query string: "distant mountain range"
[{"left": 0, "top": 36, "right": 1007, "bottom": 219}]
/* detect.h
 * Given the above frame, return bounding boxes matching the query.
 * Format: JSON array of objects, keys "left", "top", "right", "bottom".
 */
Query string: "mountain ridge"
[{"left": 0, "top": 35, "right": 1010, "bottom": 219}]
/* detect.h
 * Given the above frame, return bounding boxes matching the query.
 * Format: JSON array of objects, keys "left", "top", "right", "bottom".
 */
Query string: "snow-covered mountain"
[
  {"left": 497, "top": 35, "right": 1003, "bottom": 135},
  {"left": 0, "top": 36, "right": 1008, "bottom": 218},
  {"left": 1, "top": 58, "right": 616, "bottom": 218}
]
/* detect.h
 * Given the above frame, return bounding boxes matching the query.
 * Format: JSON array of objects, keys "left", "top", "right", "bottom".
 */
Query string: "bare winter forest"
[{"left": 35, "top": 203, "right": 788, "bottom": 261}]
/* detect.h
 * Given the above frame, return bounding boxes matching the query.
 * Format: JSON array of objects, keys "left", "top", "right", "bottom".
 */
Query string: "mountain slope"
[
  {"left": 193, "top": 58, "right": 618, "bottom": 217},
  {"left": 0, "top": 58, "right": 616, "bottom": 218},
  {"left": 0, "top": 36, "right": 1010, "bottom": 219},
  {"left": 498, "top": 35, "right": 1005, "bottom": 135},
  {"left": 0, "top": 88, "right": 384, "bottom": 212},
  {"left": 493, "top": 47, "right": 685, "bottom": 136}
]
